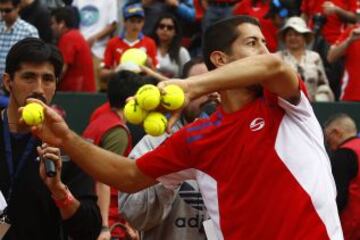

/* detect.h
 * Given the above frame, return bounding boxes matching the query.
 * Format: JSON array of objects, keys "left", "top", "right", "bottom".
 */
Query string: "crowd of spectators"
[{"left": 1, "top": 0, "right": 360, "bottom": 239}]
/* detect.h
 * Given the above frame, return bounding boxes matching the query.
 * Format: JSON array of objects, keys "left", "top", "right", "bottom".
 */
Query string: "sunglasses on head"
[
  {"left": 158, "top": 23, "right": 174, "bottom": 31},
  {"left": 0, "top": 8, "right": 14, "bottom": 14}
]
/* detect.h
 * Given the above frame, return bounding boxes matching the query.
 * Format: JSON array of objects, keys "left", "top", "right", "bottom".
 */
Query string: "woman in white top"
[
  {"left": 151, "top": 13, "right": 191, "bottom": 78},
  {"left": 276, "top": 17, "right": 334, "bottom": 102}
]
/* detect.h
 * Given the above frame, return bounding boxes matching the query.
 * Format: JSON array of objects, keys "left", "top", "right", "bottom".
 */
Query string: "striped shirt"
[{"left": 0, "top": 18, "right": 39, "bottom": 83}]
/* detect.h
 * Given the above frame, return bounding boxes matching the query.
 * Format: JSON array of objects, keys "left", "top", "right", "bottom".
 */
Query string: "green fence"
[{"left": 53, "top": 92, "right": 360, "bottom": 135}]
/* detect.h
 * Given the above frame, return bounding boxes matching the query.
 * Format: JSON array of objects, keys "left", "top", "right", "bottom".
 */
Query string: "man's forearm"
[
  {"left": 327, "top": 39, "right": 351, "bottom": 63},
  {"left": 62, "top": 131, "right": 156, "bottom": 192},
  {"left": 335, "top": 7, "right": 357, "bottom": 23},
  {"left": 96, "top": 182, "right": 110, "bottom": 226},
  {"left": 187, "top": 54, "right": 298, "bottom": 100}
]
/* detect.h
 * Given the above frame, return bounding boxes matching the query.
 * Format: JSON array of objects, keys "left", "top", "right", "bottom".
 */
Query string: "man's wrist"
[
  {"left": 101, "top": 225, "right": 110, "bottom": 232},
  {"left": 51, "top": 185, "right": 75, "bottom": 209},
  {"left": 50, "top": 183, "right": 68, "bottom": 199}
]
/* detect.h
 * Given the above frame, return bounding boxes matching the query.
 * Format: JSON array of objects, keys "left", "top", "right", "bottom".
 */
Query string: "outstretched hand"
[{"left": 19, "top": 98, "right": 71, "bottom": 147}]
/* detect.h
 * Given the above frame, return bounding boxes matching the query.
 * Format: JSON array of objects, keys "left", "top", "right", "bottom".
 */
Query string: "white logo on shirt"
[{"left": 250, "top": 118, "right": 265, "bottom": 131}]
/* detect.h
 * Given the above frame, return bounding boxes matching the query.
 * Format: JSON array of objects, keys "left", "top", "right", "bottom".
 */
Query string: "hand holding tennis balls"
[
  {"left": 125, "top": 84, "right": 185, "bottom": 136},
  {"left": 22, "top": 102, "right": 45, "bottom": 126}
]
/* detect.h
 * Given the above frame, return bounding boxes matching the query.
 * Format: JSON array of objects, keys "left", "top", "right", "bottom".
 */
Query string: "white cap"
[{"left": 280, "top": 17, "right": 312, "bottom": 34}]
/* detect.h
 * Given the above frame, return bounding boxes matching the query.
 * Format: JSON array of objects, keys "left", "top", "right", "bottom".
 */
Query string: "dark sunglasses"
[
  {"left": 158, "top": 24, "right": 175, "bottom": 31},
  {"left": 0, "top": 8, "right": 14, "bottom": 14}
]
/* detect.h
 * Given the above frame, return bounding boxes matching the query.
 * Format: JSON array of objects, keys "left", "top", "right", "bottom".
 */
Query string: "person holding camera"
[
  {"left": 301, "top": 0, "right": 357, "bottom": 99},
  {"left": 327, "top": 23, "right": 360, "bottom": 101}
]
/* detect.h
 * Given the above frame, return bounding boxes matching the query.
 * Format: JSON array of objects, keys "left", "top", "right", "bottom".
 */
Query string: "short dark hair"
[
  {"left": 5, "top": 38, "right": 63, "bottom": 80},
  {"left": 51, "top": 7, "right": 77, "bottom": 29},
  {"left": 181, "top": 56, "right": 205, "bottom": 78},
  {"left": 202, "top": 15, "right": 260, "bottom": 70},
  {"left": 0, "top": 0, "right": 21, "bottom": 7},
  {"left": 107, "top": 71, "right": 157, "bottom": 109}
]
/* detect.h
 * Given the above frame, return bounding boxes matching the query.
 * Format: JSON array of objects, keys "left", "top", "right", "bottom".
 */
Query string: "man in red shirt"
[
  {"left": 301, "top": 0, "right": 357, "bottom": 99},
  {"left": 324, "top": 113, "right": 360, "bottom": 240},
  {"left": 27, "top": 16, "right": 342, "bottom": 239},
  {"left": 51, "top": 7, "right": 96, "bottom": 92},
  {"left": 100, "top": 3, "right": 158, "bottom": 87},
  {"left": 327, "top": 24, "right": 360, "bottom": 101},
  {"left": 302, "top": 0, "right": 357, "bottom": 44}
]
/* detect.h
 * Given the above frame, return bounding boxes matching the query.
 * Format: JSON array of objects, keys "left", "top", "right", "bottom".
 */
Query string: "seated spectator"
[
  {"left": 151, "top": 13, "right": 190, "bottom": 78},
  {"left": 276, "top": 17, "right": 334, "bottom": 101},
  {"left": 51, "top": 6, "right": 96, "bottom": 92},
  {"left": 99, "top": 3, "right": 158, "bottom": 88},
  {"left": 327, "top": 23, "right": 360, "bottom": 101}
]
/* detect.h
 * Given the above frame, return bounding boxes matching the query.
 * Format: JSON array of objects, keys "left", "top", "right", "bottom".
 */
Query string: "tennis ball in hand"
[
  {"left": 136, "top": 84, "right": 161, "bottom": 111},
  {"left": 161, "top": 85, "right": 185, "bottom": 110},
  {"left": 22, "top": 102, "right": 44, "bottom": 126},
  {"left": 120, "top": 48, "right": 147, "bottom": 66},
  {"left": 143, "top": 112, "right": 167, "bottom": 136},
  {"left": 124, "top": 99, "right": 147, "bottom": 125}
]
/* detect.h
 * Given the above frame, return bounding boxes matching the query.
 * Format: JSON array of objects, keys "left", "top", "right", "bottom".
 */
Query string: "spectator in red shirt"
[
  {"left": 233, "top": 0, "right": 279, "bottom": 52},
  {"left": 51, "top": 6, "right": 96, "bottom": 92},
  {"left": 301, "top": 0, "right": 357, "bottom": 99},
  {"left": 327, "top": 24, "right": 360, "bottom": 101},
  {"left": 99, "top": 3, "right": 158, "bottom": 89},
  {"left": 301, "top": 0, "right": 357, "bottom": 45}
]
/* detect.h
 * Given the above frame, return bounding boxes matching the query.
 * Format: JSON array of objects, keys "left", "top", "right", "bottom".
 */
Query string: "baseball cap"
[
  {"left": 123, "top": 4, "right": 145, "bottom": 20},
  {"left": 278, "top": 17, "right": 313, "bottom": 43},
  {"left": 280, "top": 17, "right": 312, "bottom": 34}
]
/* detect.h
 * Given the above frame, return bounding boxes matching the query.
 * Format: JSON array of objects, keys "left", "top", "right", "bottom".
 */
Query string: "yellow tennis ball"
[
  {"left": 143, "top": 112, "right": 167, "bottom": 136},
  {"left": 120, "top": 48, "right": 147, "bottom": 66},
  {"left": 161, "top": 85, "right": 185, "bottom": 110},
  {"left": 124, "top": 99, "right": 148, "bottom": 125},
  {"left": 22, "top": 102, "right": 44, "bottom": 126},
  {"left": 136, "top": 84, "right": 161, "bottom": 111}
]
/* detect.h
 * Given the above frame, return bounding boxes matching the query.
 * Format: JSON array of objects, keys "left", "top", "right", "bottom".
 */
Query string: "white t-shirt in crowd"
[
  {"left": 157, "top": 47, "right": 191, "bottom": 78},
  {"left": 73, "top": 0, "right": 118, "bottom": 59}
]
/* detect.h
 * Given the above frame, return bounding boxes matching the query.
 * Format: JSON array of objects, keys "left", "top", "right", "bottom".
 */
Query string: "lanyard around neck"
[{"left": 2, "top": 109, "right": 36, "bottom": 201}]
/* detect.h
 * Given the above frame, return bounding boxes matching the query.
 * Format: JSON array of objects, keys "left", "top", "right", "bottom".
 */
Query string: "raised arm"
[
  {"left": 327, "top": 27, "right": 360, "bottom": 63},
  {"left": 172, "top": 54, "right": 299, "bottom": 102}
]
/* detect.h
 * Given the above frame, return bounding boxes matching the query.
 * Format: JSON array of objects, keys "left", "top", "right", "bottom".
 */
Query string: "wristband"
[
  {"left": 52, "top": 186, "right": 75, "bottom": 209},
  {"left": 101, "top": 226, "right": 110, "bottom": 232}
]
